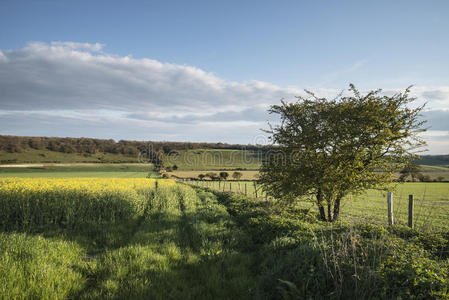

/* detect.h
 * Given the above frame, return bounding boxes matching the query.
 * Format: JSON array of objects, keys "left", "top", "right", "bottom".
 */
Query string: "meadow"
[{"left": 193, "top": 180, "right": 449, "bottom": 231}]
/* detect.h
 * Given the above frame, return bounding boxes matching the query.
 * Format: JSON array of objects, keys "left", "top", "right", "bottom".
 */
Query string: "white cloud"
[{"left": 0, "top": 42, "right": 448, "bottom": 153}]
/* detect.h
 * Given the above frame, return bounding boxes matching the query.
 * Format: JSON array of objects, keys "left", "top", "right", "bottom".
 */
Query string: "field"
[
  {"left": 167, "top": 170, "right": 260, "bottom": 180},
  {"left": 1, "top": 177, "right": 448, "bottom": 298},
  {"left": 0, "top": 178, "right": 258, "bottom": 298},
  {"left": 192, "top": 180, "right": 449, "bottom": 231},
  {"left": 163, "top": 149, "right": 263, "bottom": 170},
  {"left": 0, "top": 149, "right": 140, "bottom": 164},
  {"left": 1, "top": 150, "right": 449, "bottom": 298},
  {"left": 0, "top": 163, "right": 156, "bottom": 178}
]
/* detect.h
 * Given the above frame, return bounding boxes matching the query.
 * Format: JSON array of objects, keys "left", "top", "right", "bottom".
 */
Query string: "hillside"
[
  {"left": 0, "top": 149, "right": 140, "bottom": 164},
  {"left": 162, "top": 149, "right": 264, "bottom": 170}
]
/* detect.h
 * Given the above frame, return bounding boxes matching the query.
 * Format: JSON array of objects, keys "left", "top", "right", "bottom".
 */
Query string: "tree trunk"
[
  {"left": 316, "top": 189, "right": 326, "bottom": 221},
  {"left": 332, "top": 196, "right": 341, "bottom": 222},
  {"left": 327, "top": 202, "right": 332, "bottom": 222}
]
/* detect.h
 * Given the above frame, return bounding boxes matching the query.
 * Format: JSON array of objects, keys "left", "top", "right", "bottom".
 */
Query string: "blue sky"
[{"left": 1, "top": 0, "right": 449, "bottom": 153}]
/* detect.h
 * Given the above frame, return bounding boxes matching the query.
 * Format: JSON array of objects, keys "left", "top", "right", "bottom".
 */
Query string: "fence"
[{"left": 180, "top": 179, "right": 449, "bottom": 231}]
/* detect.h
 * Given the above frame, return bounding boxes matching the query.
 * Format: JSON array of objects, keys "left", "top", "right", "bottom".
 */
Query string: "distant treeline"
[{"left": 0, "top": 135, "right": 270, "bottom": 160}]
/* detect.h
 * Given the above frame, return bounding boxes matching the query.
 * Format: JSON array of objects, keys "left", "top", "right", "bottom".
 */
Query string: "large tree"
[{"left": 259, "top": 85, "right": 426, "bottom": 222}]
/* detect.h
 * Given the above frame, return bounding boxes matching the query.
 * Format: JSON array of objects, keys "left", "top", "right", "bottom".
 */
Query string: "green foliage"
[
  {"left": 260, "top": 84, "right": 427, "bottom": 221},
  {"left": 219, "top": 171, "right": 229, "bottom": 180}
]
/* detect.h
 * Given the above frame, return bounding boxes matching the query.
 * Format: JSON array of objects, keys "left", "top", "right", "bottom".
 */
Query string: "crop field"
[
  {"left": 193, "top": 180, "right": 449, "bottom": 231},
  {"left": 0, "top": 178, "right": 259, "bottom": 299},
  {"left": 0, "top": 163, "right": 156, "bottom": 178},
  {"left": 163, "top": 149, "right": 263, "bottom": 170}
]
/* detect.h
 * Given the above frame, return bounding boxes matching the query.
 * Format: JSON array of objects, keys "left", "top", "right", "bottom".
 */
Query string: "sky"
[{"left": 0, "top": 0, "right": 448, "bottom": 154}]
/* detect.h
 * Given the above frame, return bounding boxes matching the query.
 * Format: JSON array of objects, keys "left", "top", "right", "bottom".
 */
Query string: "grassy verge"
[{"left": 213, "top": 190, "right": 449, "bottom": 299}]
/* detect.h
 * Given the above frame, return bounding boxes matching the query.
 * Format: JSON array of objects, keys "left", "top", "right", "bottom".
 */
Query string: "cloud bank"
[{"left": 0, "top": 42, "right": 448, "bottom": 153}]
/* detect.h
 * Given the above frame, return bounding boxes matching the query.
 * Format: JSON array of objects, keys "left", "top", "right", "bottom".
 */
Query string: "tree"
[
  {"left": 219, "top": 171, "right": 229, "bottom": 181},
  {"left": 259, "top": 84, "right": 426, "bottom": 222},
  {"left": 206, "top": 172, "right": 218, "bottom": 180},
  {"left": 198, "top": 174, "right": 206, "bottom": 180},
  {"left": 232, "top": 171, "right": 243, "bottom": 180},
  {"left": 398, "top": 162, "right": 422, "bottom": 182}
]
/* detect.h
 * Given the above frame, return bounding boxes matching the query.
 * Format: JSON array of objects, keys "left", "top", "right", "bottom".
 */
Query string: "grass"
[
  {"left": 194, "top": 180, "right": 449, "bottom": 231},
  {"left": 1, "top": 178, "right": 448, "bottom": 298},
  {"left": 0, "top": 149, "right": 140, "bottom": 164},
  {"left": 163, "top": 149, "right": 263, "bottom": 170},
  {"left": 0, "top": 163, "right": 157, "bottom": 178},
  {"left": 342, "top": 182, "right": 449, "bottom": 231}
]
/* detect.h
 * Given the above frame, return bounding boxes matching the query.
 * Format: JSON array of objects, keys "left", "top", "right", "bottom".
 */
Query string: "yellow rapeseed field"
[{"left": 0, "top": 178, "right": 177, "bottom": 230}]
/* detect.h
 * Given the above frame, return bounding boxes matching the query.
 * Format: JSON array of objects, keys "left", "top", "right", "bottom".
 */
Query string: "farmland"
[
  {"left": 1, "top": 148, "right": 449, "bottom": 298},
  {"left": 0, "top": 178, "right": 257, "bottom": 298},
  {"left": 1, "top": 177, "right": 448, "bottom": 298},
  {"left": 0, "top": 163, "right": 156, "bottom": 178},
  {"left": 162, "top": 149, "right": 263, "bottom": 170}
]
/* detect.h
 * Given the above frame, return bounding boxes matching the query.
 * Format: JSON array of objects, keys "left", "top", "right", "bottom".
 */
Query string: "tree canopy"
[{"left": 259, "top": 84, "right": 426, "bottom": 222}]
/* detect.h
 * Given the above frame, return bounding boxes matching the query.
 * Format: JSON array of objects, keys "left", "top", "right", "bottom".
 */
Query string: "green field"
[
  {"left": 0, "top": 149, "right": 140, "bottom": 164},
  {"left": 163, "top": 149, "right": 263, "bottom": 170},
  {"left": 0, "top": 163, "right": 156, "bottom": 178},
  {"left": 193, "top": 180, "right": 449, "bottom": 231}
]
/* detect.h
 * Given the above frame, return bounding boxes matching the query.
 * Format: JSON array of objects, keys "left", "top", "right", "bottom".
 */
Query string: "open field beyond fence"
[{"left": 190, "top": 180, "right": 449, "bottom": 231}]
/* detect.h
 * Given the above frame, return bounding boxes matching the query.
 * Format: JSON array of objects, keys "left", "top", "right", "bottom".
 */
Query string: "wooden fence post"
[
  {"left": 245, "top": 183, "right": 247, "bottom": 196},
  {"left": 387, "top": 192, "right": 394, "bottom": 225},
  {"left": 229, "top": 182, "right": 232, "bottom": 191},
  {"left": 254, "top": 181, "right": 258, "bottom": 198},
  {"left": 408, "top": 195, "right": 414, "bottom": 228}
]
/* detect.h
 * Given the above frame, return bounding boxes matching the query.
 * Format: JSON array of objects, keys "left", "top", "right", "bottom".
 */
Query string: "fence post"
[
  {"left": 408, "top": 194, "right": 414, "bottom": 228},
  {"left": 229, "top": 182, "right": 232, "bottom": 191},
  {"left": 245, "top": 183, "right": 247, "bottom": 196},
  {"left": 155, "top": 180, "right": 158, "bottom": 190},
  {"left": 387, "top": 192, "right": 394, "bottom": 225},
  {"left": 223, "top": 181, "right": 225, "bottom": 192},
  {"left": 254, "top": 181, "right": 258, "bottom": 198},
  {"left": 219, "top": 181, "right": 221, "bottom": 189}
]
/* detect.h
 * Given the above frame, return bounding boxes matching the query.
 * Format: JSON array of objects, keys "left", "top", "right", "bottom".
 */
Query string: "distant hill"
[
  {"left": 415, "top": 155, "right": 449, "bottom": 168},
  {"left": 0, "top": 135, "right": 269, "bottom": 165}
]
